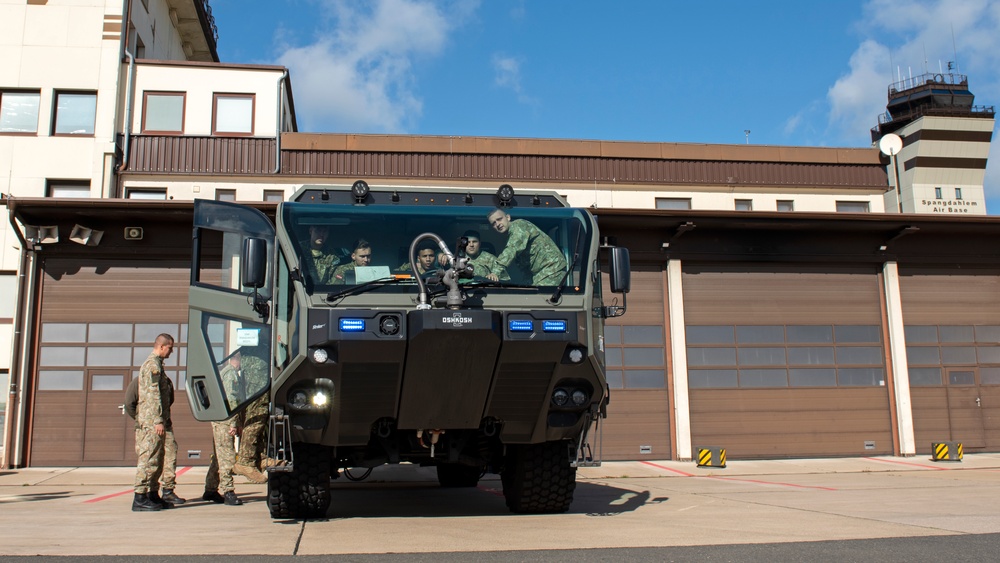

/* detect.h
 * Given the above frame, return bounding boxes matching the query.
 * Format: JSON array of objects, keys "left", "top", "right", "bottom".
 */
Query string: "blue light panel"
[
  {"left": 509, "top": 319, "right": 534, "bottom": 332},
  {"left": 339, "top": 318, "right": 366, "bottom": 332},
  {"left": 542, "top": 320, "right": 568, "bottom": 333}
]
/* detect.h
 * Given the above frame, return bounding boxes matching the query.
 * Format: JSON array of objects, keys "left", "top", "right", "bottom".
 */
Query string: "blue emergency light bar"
[
  {"left": 508, "top": 319, "right": 534, "bottom": 332},
  {"left": 339, "top": 318, "right": 366, "bottom": 332},
  {"left": 542, "top": 320, "right": 568, "bottom": 333}
]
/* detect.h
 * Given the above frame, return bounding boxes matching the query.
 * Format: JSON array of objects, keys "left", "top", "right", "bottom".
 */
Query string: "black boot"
[
  {"left": 223, "top": 491, "right": 243, "bottom": 506},
  {"left": 202, "top": 490, "right": 225, "bottom": 504},
  {"left": 161, "top": 489, "right": 186, "bottom": 505},
  {"left": 132, "top": 492, "right": 162, "bottom": 512},
  {"left": 148, "top": 489, "right": 172, "bottom": 509}
]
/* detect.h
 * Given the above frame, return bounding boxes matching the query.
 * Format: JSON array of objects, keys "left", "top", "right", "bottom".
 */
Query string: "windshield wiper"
[
  {"left": 325, "top": 277, "right": 408, "bottom": 303},
  {"left": 453, "top": 280, "right": 538, "bottom": 290},
  {"left": 549, "top": 224, "right": 583, "bottom": 304}
]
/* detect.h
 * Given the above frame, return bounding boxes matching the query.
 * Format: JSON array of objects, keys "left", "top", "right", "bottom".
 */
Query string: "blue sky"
[{"left": 209, "top": 0, "right": 1000, "bottom": 212}]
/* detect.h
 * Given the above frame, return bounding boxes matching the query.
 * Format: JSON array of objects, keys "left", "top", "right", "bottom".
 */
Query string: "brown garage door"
[
  {"left": 899, "top": 270, "right": 1000, "bottom": 454},
  {"left": 682, "top": 265, "right": 894, "bottom": 458},
  {"left": 29, "top": 260, "right": 215, "bottom": 466},
  {"left": 597, "top": 268, "right": 671, "bottom": 460}
]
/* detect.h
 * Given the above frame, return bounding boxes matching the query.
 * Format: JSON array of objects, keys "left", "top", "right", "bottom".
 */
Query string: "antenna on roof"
[{"left": 951, "top": 24, "right": 959, "bottom": 73}]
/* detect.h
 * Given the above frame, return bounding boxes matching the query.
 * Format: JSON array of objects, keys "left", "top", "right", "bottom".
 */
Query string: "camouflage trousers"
[
  {"left": 205, "top": 422, "right": 236, "bottom": 493},
  {"left": 157, "top": 428, "right": 178, "bottom": 491},
  {"left": 237, "top": 395, "right": 269, "bottom": 468},
  {"left": 133, "top": 425, "right": 165, "bottom": 494}
]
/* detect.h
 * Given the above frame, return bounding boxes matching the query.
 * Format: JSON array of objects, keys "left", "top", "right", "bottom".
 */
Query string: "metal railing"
[{"left": 887, "top": 71, "right": 968, "bottom": 95}]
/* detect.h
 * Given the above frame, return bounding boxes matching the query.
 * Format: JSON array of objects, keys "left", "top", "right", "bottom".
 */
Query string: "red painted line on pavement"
[
  {"left": 476, "top": 485, "right": 504, "bottom": 498},
  {"left": 639, "top": 460, "right": 695, "bottom": 477},
  {"left": 706, "top": 476, "right": 837, "bottom": 491},
  {"left": 862, "top": 457, "right": 948, "bottom": 470},
  {"left": 84, "top": 466, "right": 193, "bottom": 503}
]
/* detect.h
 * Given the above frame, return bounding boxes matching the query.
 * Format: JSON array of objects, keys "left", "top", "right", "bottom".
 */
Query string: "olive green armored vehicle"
[{"left": 186, "top": 182, "right": 630, "bottom": 519}]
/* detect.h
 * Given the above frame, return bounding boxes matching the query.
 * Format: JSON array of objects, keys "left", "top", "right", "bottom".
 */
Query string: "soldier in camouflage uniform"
[
  {"left": 398, "top": 242, "right": 439, "bottom": 276},
  {"left": 233, "top": 346, "right": 272, "bottom": 483},
  {"left": 331, "top": 239, "right": 373, "bottom": 284},
  {"left": 203, "top": 352, "right": 245, "bottom": 506},
  {"left": 304, "top": 225, "right": 340, "bottom": 284},
  {"left": 486, "top": 209, "right": 568, "bottom": 286},
  {"left": 132, "top": 333, "right": 175, "bottom": 512}
]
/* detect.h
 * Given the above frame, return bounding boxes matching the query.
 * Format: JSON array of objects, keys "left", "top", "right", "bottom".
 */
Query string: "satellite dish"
[{"left": 878, "top": 134, "right": 903, "bottom": 156}]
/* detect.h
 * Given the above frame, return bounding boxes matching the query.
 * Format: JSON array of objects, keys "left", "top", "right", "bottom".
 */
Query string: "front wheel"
[
  {"left": 267, "top": 443, "right": 332, "bottom": 519},
  {"left": 500, "top": 441, "right": 576, "bottom": 513}
]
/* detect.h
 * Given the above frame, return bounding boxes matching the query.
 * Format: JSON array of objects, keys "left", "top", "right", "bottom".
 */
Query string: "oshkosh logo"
[{"left": 441, "top": 313, "right": 473, "bottom": 326}]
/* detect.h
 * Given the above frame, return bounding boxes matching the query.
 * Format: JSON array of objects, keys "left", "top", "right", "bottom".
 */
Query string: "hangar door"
[
  {"left": 596, "top": 269, "right": 671, "bottom": 461},
  {"left": 683, "top": 265, "right": 893, "bottom": 458},
  {"left": 898, "top": 270, "right": 1000, "bottom": 453},
  {"left": 29, "top": 260, "right": 214, "bottom": 466}
]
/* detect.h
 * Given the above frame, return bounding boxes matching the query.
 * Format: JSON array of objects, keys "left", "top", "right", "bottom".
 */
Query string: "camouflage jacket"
[
  {"left": 136, "top": 352, "right": 170, "bottom": 427},
  {"left": 307, "top": 249, "right": 340, "bottom": 284},
  {"left": 468, "top": 250, "right": 507, "bottom": 280},
  {"left": 491, "top": 219, "right": 568, "bottom": 286},
  {"left": 241, "top": 353, "right": 269, "bottom": 401},
  {"left": 331, "top": 262, "right": 356, "bottom": 285},
  {"left": 219, "top": 362, "right": 244, "bottom": 429}
]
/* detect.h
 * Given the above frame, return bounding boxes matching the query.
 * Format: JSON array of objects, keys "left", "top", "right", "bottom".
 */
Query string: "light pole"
[
  {"left": 744, "top": 129, "right": 751, "bottom": 144},
  {"left": 878, "top": 134, "right": 904, "bottom": 213}
]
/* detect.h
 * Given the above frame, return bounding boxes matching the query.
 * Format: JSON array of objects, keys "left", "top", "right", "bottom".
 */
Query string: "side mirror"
[
  {"left": 609, "top": 247, "right": 630, "bottom": 294},
  {"left": 242, "top": 237, "right": 268, "bottom": 289}
]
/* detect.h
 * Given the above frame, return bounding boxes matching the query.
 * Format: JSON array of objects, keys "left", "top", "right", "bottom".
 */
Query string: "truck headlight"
[
  {"left": 312, "top": 348, "right": 329, "bottom": 363},
  {"left": 290, "top": 390, "right": 309, "bottom": 408},
  {"left": 312, "top": 391, "right": 329, "bottom": 407},
  {"left": 552, "top": 388, "right": 569, "bottom": 406},
  {"left": 571, "top": 389, "right": 588, "bottom": 406}
]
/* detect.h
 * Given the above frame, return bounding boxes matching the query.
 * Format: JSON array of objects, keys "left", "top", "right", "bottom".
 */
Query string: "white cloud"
[
  {"left": 275, "top": 0, "right": 477, "bottom": 133},
  {"left": 831, "top": 0, "right": 1000, "bottom": 207}
]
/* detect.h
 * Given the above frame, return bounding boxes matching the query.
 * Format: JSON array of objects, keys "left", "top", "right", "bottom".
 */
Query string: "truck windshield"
[{"left": 282, "top": 203, "right": 593, "bottom": 295}]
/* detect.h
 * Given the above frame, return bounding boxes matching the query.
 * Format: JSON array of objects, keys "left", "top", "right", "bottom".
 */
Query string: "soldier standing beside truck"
[{"left": 132, "top": 333, "right": 175, "bottom": 512}]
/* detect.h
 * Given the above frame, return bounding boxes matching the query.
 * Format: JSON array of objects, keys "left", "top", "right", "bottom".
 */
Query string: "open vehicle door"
[{"left": 186, "top": 200, "right": 275, "bottom": 421}]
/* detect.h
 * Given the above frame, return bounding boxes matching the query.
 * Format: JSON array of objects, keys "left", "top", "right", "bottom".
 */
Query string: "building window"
[
  {"left": 47, "top": 180, "right": 91, "bottom": 198},
  {"left": 935, "top": 187, "right": 942, "bottom": 199},
  {"left": 604, "top": 325, "right": 667, "bottom": 390},
  {"left": 835, "top": 201, "right": 870, "bottom": 213},
  {"left": 955, "top": 188, "right": 963, "bottom": 200},
  {"left": 125, "top": 188, "right": 167, "bottom": 200},
  {"left": 906, "top": 325, "right": 1000, "bottom": 386},
  {"left": 0, "top": 273, "right": 15, "bottom": 320},
  {"left": 215, "top": 189, "right": 237, "bottom": 202},
  {"left": 263, "top": 190, "right": 284, "bottom": 202},
  {"left": 213, "top": 94, "right": 255, "bottom": 136},
  {"left": 1, "top": 90, "right": 41, "bottom": 134},
  {"left": 52, "top": 91, "right": 97, "bottom": 135},
  {"left": 655, "top": 198, "right": 692, "bottom": 210},
  {"left": 734, "top": 199, "right": 753, "bottom": 211},
  {"left": 686, "top": 324, "right": 885, "bottom": 389},
  {"left": 776, "top": 200, "right": 795, "bottom": 212},
  {"left": 142, "top": 92, "right": 185, "bottom": 133}
]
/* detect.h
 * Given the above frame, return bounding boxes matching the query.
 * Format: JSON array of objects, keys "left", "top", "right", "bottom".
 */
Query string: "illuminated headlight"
[
  {"left": 571, "top": 389, "right": 588, "bottom": 406},
  {"left": 312, "top": 391, "right": 329, "bottom": 407},
  {"left": 289, "top": 390, "right": 309, "bottom": 408},
  {"left": 552, "top": 388, "right": 569, "bottom": 406},
  {"left": 568, "top": 348, "right": 584, "bottom": 363},
  {"left": 312, "top": 348, "right": 329, "bottom": 363}
]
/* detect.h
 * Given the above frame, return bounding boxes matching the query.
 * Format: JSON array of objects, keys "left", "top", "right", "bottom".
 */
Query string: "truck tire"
[
  {"left": 500, "top": 440, "right": 576, "bottom": 513},
  {"left": 267, "top": 443, "right": 332, "bottom": 519},
  {"left": 436, "top": 463, "right": 484, "bottom": 487}
]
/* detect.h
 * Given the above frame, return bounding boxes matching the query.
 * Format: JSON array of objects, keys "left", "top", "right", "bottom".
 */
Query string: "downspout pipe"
[
  {"left": 3, "top": 199, "right": 35, "bottom": 469},
  {"left": 117, "top": 48, "right": 136, "bottom": 177},
  {"left": 273, "top": 69, "right": 288, "bottom": 174}
]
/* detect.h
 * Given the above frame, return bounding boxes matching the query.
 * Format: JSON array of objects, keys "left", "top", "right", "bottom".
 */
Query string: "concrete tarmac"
[{"left": 1, "top": 454, "right": 999, "bottom": 557}]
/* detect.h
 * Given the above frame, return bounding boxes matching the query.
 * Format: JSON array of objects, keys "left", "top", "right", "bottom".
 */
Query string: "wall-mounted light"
[{"left": 69, "top": 224, "right": 103, "bottom": 246}]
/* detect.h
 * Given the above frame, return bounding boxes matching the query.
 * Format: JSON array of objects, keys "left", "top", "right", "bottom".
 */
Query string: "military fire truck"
[{"left": 186, "top": 182, "right": 630, "bottom": 518}]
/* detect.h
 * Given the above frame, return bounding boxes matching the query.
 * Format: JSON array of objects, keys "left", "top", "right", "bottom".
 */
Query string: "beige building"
[{"left": 1, "top": 1, "right": 997, "bottom": 467}]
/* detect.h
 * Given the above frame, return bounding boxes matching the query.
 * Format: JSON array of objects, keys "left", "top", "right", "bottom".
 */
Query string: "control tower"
[{"left": 871, "top": 71, "right": 995, "bottom": 214}]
